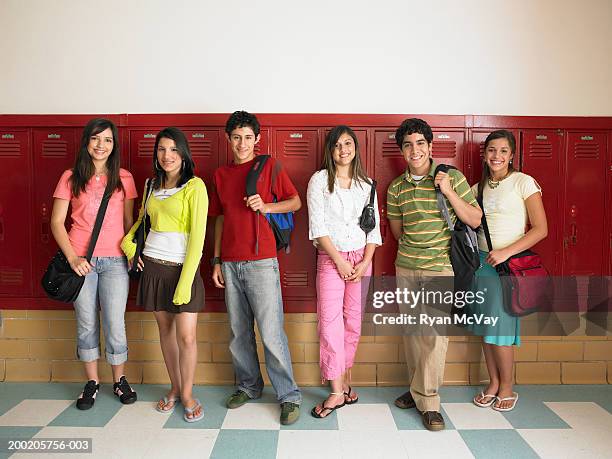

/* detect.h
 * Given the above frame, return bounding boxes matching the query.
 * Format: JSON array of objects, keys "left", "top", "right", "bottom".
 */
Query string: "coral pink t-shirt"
[{"left": 53, "top": 169, "right": 138, "bottom": 257}]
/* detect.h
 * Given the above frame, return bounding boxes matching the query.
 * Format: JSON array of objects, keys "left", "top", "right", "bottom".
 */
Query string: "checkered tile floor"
[{"left": 0, "top": 383, "right": 611, "bottom": 458}]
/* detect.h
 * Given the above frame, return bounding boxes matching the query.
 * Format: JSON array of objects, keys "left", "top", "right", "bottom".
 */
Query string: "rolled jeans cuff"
[
  {"left": 106, "top": 349, "right": 128, "bottom": 365},
  {"left": 77, "top": 346, "right": 100, "bottom": 363}
]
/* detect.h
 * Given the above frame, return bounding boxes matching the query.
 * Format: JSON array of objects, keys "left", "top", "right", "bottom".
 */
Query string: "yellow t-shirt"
[{"left": 471, "top": 172, "right": 541, "bottom": 251}]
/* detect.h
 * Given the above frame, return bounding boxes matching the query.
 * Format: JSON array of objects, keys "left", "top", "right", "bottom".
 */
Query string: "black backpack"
[{"left": 433, "top": 164, "right": 480, "bottom": 312}]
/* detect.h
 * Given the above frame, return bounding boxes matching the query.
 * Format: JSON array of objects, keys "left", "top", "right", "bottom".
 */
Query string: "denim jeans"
[
  {"left": 73, "top": 256, "right": 129, "bottom": 365},
  {"left": 222, "top": 258, "right": 301, "bottom": 404}
]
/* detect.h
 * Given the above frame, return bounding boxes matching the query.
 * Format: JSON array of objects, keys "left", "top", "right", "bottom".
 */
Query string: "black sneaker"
[
  {"left": 76, "top": 380, "right": 99, "bottom": 410},
  {"left": 113, "top": 376, "right": 137, "bottom": 404}
]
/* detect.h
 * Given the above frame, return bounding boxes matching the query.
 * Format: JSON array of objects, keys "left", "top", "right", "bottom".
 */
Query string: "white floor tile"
[
  {"left": 340, "top": 430, "right": 407, "bottom": 459},
  {"left": 398, "top": 430, "right": 474, "bottom": 459},
  {"left": 142, "top": 428, "right": 219, "bottom": 459},
  {"left": 276, "top": 430, "right": 342, "bottom": 459},
  {"left": 442, "top": 403, "right": 513, "bottom": 430},
  {"left": 518, "top": 429, "right": 609, "bottom": 459},
  {"left": 544, "top": 402, "right": 612, "bottom": 433},
  {"left": 104, "top": 401, "right": 170, "bottom": 432},
  {"left": 221, "top": 403, "right": 280, "bottom": 430},
  {"left": 336, "top": 403, "right": 397, "bottom": 431},
  {"left": 0, "top": 400, "right": 73, "bottom": 427}
]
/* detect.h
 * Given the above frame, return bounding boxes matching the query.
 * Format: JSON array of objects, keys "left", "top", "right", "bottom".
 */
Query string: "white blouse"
[{"left": 307, "top": 169, "right": 382, "bottom": 252}]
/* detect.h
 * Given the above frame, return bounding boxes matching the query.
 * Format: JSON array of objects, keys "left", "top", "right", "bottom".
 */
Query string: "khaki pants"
[{"left": 396, "top": 265, "right": 452, "bottom": 412}]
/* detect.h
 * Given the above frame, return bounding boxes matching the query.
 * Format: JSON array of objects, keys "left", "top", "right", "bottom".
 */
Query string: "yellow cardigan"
[{"left": 121, "top": 177, "right": 208, "bottom": 305}]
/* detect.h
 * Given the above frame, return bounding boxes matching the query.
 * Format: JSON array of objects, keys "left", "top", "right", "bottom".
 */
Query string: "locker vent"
[
  {"left": 283, "top": 271, "right": 308, "bottom": 287},
  {"left": 0, "top": 141, "right": 21, "bottom": 157},
  {"left": 137, "top": 140, "right": 156, "bottom": 157},
  {"left": 190, "top": 139, "right": 213, "bottom": 157},
  {"left": 283, "top": 140, "right": 309, "bottom": 157},
  {"left": 0, "top": 268, "right": 23, "bottom": 285},
  {"left": 574, "top": 143, "right": 599, "bottom": 159},
  {"left": 432, "top": 140, "right": 457, "bottom": 158},
  {"left": 382, "top": 140, "right": 401, "bottom": 157},
  {"left": 528, "top": 142, "right": 553, "bottom": 158},
  {"left": 42, "top": 140, "right": 68, "bottom": 158}
]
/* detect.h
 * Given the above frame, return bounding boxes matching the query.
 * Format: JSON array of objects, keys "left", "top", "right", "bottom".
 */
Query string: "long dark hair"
[
  {"left": 70, "top": 118, "right": 123, "bottom": 197},
  {"left": 477, "top": 129, "right": 517, "bottom": 199},
  {"left": 152, "top": 127, "right": 195, "bottom": 189},
  {"left": 320, "top": 125, "right": 370, "bottom": 193}
]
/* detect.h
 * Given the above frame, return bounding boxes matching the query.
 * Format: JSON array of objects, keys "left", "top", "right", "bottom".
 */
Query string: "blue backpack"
[{"left": 246, "top": 155, "right": 295, "bottom": 253}]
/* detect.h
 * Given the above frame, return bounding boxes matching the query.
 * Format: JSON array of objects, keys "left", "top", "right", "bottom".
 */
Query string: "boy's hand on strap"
[{"left": 244, "top": 194, "right": 268, "bottom": 213}]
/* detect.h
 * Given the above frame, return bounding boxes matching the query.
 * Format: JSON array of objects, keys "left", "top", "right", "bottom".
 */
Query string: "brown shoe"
[
  {"left": 419, "top": 410, "right": 445, "bottom": 431},
  {"left": 394, "top": 391, "right": 416, "bottom": 410}
]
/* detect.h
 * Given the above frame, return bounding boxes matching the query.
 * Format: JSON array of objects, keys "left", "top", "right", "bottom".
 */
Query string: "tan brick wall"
[{"left": 0, "top": 309, "right": 611, "bottom": 385}]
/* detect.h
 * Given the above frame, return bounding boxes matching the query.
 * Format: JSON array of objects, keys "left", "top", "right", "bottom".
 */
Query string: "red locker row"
[{"left": 0, "top": 114, "right": 610, "bottom": 311}]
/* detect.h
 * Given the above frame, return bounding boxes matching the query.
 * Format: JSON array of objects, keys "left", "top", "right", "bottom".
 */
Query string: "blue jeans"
[
  {"left": 222, "top": 258, "right": 301, "bottom": 404},
  {"left": 73, "top": 256, "right": 129, "bottom": 365}
]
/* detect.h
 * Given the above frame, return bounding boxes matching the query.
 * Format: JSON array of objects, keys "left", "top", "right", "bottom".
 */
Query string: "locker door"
[
  {"left": 182, "top": 128, "right": 222, "bottom": 302},
  {"left": 432, "top": 130, "right": 465, "bottom": 172},
  {"left": 0, "top": 130, "right": 32, "bottom": 296},
  {"left": 563, "top": 132, "right": 608, "bottom": 276},
  {"left": 32, "top": 128, "right": 79, "bottom": 297},
  {"left": 373, "top": 130, "right": 405, "bottom": 277},
  {"left": 468, "top": 130, "right": 521, "bottom": 185},
  {"left": 521, "top": 130, "right": 563, "bottom": 274},
  {"left": 128, "top": 129, "right": 158, "bottom": 195},
  {"left": 274, "top": 129, "right": 319, "bottom": 303}
]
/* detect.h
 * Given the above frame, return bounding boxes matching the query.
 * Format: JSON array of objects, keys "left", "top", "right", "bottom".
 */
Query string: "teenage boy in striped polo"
[{"left": 386, "top": 118, "right": 481, "bottom": 431}]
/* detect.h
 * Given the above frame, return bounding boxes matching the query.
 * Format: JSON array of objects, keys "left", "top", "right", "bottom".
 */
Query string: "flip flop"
[
  {"left": 183, "top": 399, "right": 204, "bottom": 422},
  {"left": 344, "top": 386, "right": 359, "bottom": 405},
  {"left": 156, "top": 396, "right": 180, "bottom": 413},
  {"left": 473, "top": 392, "right": 497, "bottom": 408},
  {"left": 310, "top": 392, "right": 345, "bottom": 419},
  {"left": 492, "top": 392, "right": 519, "bottom": 412}
]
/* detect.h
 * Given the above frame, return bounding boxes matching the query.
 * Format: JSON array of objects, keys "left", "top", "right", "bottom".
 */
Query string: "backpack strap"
[
  {"left": 477, "top": 195, "right": 494, "bottom": 252},
  {"left": 433, "top": 164, "right": 456, "bottom": 230},
  {"left": 246, "top": 155, "right": 271, "bottom": 255}
]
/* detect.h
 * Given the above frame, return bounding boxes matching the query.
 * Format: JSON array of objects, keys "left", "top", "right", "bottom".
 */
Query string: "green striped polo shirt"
[{"left": 386, "top": 161, "right": 477, "bottom": 271}]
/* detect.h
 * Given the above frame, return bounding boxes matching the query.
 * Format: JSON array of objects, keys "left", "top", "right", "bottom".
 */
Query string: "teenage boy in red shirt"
[{"left": 209, "top": 111, "right": 302, "bottom": 425}]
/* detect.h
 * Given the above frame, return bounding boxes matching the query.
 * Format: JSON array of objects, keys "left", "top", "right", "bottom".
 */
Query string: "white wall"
[{"left": 1, "top": 0, "right": 611, "bottom": 115}]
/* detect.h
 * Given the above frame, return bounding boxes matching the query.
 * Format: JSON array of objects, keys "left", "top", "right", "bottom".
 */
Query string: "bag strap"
[
  {"left": 246, "top": 155, "right": 271, "bottom": 255},
  {"left": 433, "top": 164, "right": 455, "bottom": 230},
  {"left": 368, "top": 180, "right": 377, "bottom": 206},
  {"left": 143, "top": 178, "right": 154, "bottom": 232},
  {"left": 477, "top": 194, "right": 494, "bottom": 252},
  {"left": 84, "top": 180, "right": 114, "bottom": 262}
]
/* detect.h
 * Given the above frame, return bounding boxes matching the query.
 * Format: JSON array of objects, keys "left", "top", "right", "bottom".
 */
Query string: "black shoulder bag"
[
  {"left": 359, "top": 179, "right": 377, "bottom": 234},
  {"left": 128, "top": 178, "right": 154, "bottom": 278},
  {"left": 41, "top": 180, "right": 114, "bottom": 303}
]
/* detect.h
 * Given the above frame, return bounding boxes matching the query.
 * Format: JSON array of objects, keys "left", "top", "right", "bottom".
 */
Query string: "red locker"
[
  {"left": 274, "top": 128, "right": 319, "bottom": 302},
  {"left": 468, "top": 129, "right": 521, "bottom": 185},
  {"left": 0, "top": 130, "right": 32, "bottom": 296},
  {"left": 562, "top": 132, "right": 608, "bottom": 276},
  {"left": 521, "top": 130, "right": 564, "bottom": 274},
  {"left": 432, "top": 130, "right": 465, "bottom": 171},
  {"left": 32, "top": 128, "right": 79, "bottom": 297}
]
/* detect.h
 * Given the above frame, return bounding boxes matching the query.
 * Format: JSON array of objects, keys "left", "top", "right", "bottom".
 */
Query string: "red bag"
[{"left": 496, "top": 250, "right": 551, "bottom": 316}]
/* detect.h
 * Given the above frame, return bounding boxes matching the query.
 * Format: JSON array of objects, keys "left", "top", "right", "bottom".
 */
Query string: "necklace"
[{"left": 487, "top": 171, "right": 511, "bottom": 189}]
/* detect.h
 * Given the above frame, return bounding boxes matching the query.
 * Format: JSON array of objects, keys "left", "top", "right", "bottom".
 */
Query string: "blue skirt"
[{"left": 466, "top": 251, "right": 520, "bottom": 346}]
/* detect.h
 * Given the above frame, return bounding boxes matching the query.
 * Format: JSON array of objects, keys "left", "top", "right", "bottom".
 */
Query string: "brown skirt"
[{"left": 136, "top": 258, "right": 204, "bottom": 313}]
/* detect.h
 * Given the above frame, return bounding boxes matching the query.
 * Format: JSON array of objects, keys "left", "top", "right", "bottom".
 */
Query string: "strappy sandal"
[
  {"left": 492, "top": 392, "right": 519, "bottom": 412},
  {"left": 156, "top": 395, "right": 180, "bottom": 413},
  {"left": 183, "top": 399, "right": 204, "bottom": 422},
  {"left": 344, "top": 386, "right": 359, "bottom": 405},
  {"left": 473, "top": 391, "right": 497, "bottom": 408},
  {"left": 310, "top": 392, "right": 345, "bottom": 419}
]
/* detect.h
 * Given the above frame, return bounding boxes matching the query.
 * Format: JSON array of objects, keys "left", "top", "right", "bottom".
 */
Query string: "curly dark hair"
[
  {"left": 395, "top": 118, "right": 433, "bottom": 148},
  {"left": 225, "top": 110, "right": 260, "bottom": 137}
]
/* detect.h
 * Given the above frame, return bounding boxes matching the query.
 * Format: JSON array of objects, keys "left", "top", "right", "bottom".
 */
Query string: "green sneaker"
[
  {"left": 226, "top": 390, "right": 250, "bottom": 409},
  {"left": 280, "top": 402, "right": 300, "bottom": 425}
]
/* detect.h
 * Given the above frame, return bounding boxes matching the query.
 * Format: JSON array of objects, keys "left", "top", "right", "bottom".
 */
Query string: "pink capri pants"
[{"left": 316, "top": 247, "right": 372, "bottom": 381}]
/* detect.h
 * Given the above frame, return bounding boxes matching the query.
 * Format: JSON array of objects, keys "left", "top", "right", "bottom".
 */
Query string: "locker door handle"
[
  {"left": 41, "top": 220, "right": 50, "bottom": 244},
  {"left": 570, "top": 223, "right": 577, "bottom": 245}
]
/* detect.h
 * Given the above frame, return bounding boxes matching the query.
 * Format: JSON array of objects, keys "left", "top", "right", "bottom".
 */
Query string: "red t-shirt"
[
  {"left": 53, "top": 169, "right": 138, "bottom": 257},
  {"left": 209, "top": 157, "right": 298, "bottom": 261}
]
